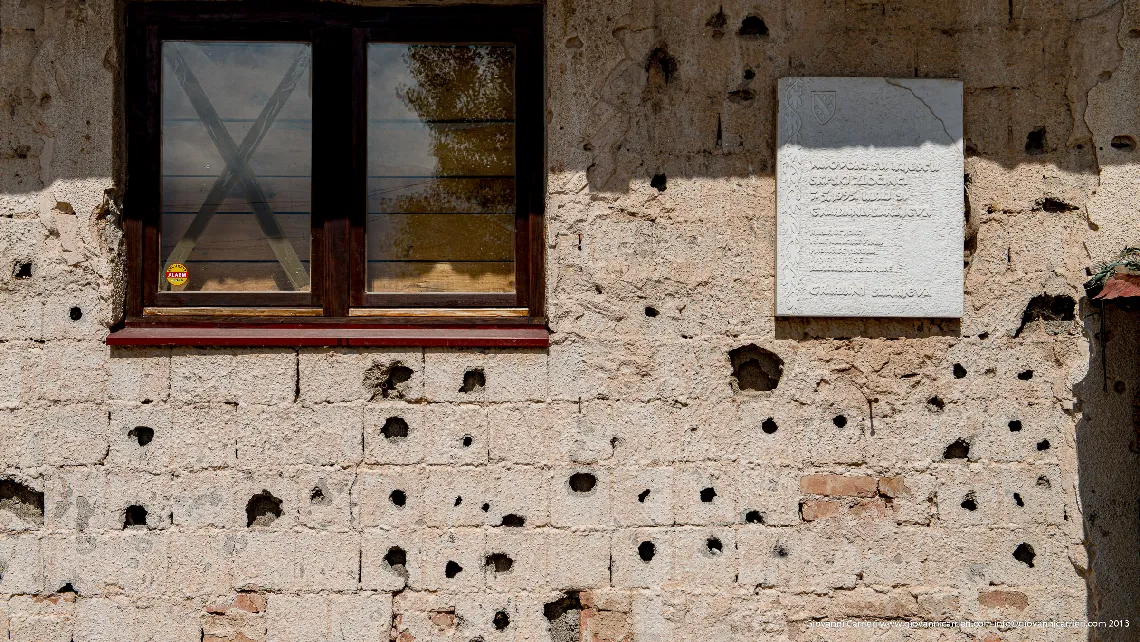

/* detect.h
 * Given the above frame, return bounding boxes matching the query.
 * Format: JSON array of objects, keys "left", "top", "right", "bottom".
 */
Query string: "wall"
[{"left": 1, "top": 0, "right": 1139, "bottom": 640}]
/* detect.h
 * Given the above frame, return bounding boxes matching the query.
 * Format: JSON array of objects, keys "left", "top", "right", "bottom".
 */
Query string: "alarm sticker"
[{"left": 165, "top": 263, "right": 189, "bottom": 287}]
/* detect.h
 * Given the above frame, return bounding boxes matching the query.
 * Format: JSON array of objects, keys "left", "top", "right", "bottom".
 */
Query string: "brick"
[
  {"left": 799, "top": 499, "right": 841, "bottom": 521},
  {"left": 799, "top": 474, "right": 878, "bottom": 497},
  {"left": 978, "top": 589, "right": 1029, "bottom": 610}
]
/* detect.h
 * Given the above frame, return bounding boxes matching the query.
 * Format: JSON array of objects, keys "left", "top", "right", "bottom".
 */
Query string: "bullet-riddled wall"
[{"left": 1, "top": 0, "right": 1139, "bottom": 640}]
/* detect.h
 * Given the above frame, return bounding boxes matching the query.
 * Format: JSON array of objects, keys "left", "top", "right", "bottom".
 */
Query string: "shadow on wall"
[
  {"left": 1074, "top": 297, "right": 1140, "bottom": 638},
  {"left": 0, "top": 1, "right": 1134, "bottom": 198}
]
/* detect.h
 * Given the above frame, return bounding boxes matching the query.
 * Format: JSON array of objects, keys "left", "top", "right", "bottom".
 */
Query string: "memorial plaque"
[{"left": 776, "top": 77, "right": 964, "bottom": 318}]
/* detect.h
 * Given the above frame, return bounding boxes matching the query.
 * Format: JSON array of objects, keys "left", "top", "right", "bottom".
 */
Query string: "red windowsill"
[{"left": 106, "top": 324, "right": 550, "bottom": 348}]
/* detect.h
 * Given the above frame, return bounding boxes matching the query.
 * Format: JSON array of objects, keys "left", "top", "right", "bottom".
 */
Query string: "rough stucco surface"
[{"left": 1, "top": 0, "right": 1139, "bottom": 640}]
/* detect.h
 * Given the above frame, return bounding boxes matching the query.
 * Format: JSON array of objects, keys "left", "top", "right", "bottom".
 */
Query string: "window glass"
[
  {"left": 367, "top": 44, "right": 516, "bottom": 294},
  {"left": 160, "top": 41, "right": 313, "bottom": 292}
]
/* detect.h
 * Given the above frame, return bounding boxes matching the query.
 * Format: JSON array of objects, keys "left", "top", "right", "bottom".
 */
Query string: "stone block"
[
  {"left": 171, "top": 348, "right": 295, "bottom": 405},
  {"left": 266, "top": 592, "right": 390, "bottom": 642},
  {"left": 236, "top": 404, "right": 362, "bottom": 469},
  {"left": 549, "top": 466, "right": 610, "bottom": 528},
  {"left": 106, "top": 404, "right": 173, "bottom": 472},
  {"left": 612, "top": 467, "right": 674, "bottom": 527},
  {"left": 423, "top": 347, "right": 548, "bottom": 402},
  {"left": 547, "top": 529, "right": 610, "bottom": 589},
  {"left": 354, "top": 467, "right": 426, "bottom": 529},
  {"left": 0, "top": 535, "right": 44, "bottom": 595},
  {"left": 73, "top": 597, "right": 201, "bottom": 642},
  {"left": 670, "top": 527, "right": 738, "bottom": 587},
  {"left": 108, "top": 347, "right": 171, "bottom": 403},
  {"left": 483, "top": 529, "right": 546, "bottom": 592},
  {"left": 611, "top": 527, "right": 671, "bottom": 589},
  {"left": 299, "top": 348, "right": 423, "bottom": 403},
  {"left": 671, "top": 464, "right": 738, "bottom": 526},
  {"left": 41, "top": 404, "right": 111, "bottom": 467},
  {"left": 411, "top": 527, "right": 485, "bottom": 592}
]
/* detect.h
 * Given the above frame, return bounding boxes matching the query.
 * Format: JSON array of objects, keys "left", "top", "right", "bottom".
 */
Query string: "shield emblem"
[{"left": 811, "top": 91, "right": 836, "bottom": 125}]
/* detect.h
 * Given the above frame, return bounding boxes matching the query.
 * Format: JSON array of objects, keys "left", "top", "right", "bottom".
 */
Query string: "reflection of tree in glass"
[{"left": 388, "top": 45, "right": 515, "bottom": 214}]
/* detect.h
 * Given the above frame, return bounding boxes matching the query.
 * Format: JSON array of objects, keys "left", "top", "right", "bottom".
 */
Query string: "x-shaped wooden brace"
[{"left": 163, "top": 45, "right": 311, "bottom": 290}]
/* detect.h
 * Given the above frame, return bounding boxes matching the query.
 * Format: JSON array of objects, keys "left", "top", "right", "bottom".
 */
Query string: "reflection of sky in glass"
[
  {"left": 160, "top": 41, "right": 313, "bottom": 293},
  {"left": 365, "top": 43, "right": 517, "bottom": 294}
]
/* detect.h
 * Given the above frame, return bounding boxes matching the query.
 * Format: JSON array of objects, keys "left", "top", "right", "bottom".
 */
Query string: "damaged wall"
[{"left": 2, "top": 0, "right": 1140, "bottom": 640}]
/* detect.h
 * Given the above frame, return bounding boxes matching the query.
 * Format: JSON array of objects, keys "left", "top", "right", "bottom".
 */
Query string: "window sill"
[{"left": 106, "top": 323, "right": 550, "bottom": 348}]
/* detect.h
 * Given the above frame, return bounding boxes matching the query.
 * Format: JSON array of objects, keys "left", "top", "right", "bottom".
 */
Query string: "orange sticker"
[{"left": 165, "top": 263, "right": 189, "bottom": 287}]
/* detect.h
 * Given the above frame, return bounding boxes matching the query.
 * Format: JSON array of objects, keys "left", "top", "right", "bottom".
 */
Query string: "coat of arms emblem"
[{"left": 811, "top": 91, "right": 836, "bottom": 125}]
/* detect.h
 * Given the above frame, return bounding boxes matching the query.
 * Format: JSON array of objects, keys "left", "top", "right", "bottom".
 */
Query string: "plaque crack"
[{"left": 883, "top": 78, "right": 959, "bottom": 153}]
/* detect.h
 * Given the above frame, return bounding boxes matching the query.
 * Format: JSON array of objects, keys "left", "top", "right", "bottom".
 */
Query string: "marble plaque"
[{"left": 776, "top": 77, "right": 964, "bottom": 318}]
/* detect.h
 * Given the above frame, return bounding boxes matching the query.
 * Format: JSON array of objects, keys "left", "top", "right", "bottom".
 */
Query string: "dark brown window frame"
[{"left": 111, "top": 1, "right": 547, "bottom": 348}]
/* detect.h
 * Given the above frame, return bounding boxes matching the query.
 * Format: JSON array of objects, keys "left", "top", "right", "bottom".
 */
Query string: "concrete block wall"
[{"left": 2, "top": 0, "right": 1139, "bottom": 639}]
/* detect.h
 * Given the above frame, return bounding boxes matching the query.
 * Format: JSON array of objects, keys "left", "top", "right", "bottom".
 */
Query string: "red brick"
[
  {"left": 978, "top": 590, "right": 1028, "bottom": 610},
  {"left": 877, "top": 476, "right": 911, "bottom": 498},
  {"left": 799, "top": 474, "right": 877, "bottom": 497},
  {"left": 233, "top": 593, "right": 266, "bottom": 614},
  {"left": 800, "top": 499, "right": 842, "bottom": 521}
]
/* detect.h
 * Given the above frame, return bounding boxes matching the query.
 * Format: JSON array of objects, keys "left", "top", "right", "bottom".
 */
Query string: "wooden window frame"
[{"left": 111, "top": 1, "right": 547, "bottom": 348}]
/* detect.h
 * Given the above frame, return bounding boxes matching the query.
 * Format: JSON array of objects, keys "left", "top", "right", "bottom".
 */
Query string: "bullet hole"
[
  {"left": 743, "top": 68, "right": 755, "bottom": 80},
  {"left": 492, "top": 610, "right": 510, "bottom": 630},
  {"left": 738, "top": 15, "right": 769, "bottom": 36},
  {"left": 309, "top": 487, "right": 324, "bottom": 504},
  {"left": 461, "top": 434, "right": 473, "bottom": 447},
  {"left": 1113, "top": 380, "right": 1126, "bottom": 394},
  {"left": 772, "top": 542, "right": 789, "bottom": 558},
  {"left": 1012, "top": 542, "right": 1035, "bottom": 567},
  {"left": 645, "top": 46, "right": 678, "bottom": 84},
  {"left": 593, "top": 284, "right": 603, "bottom": 294},
  {"left": 481, "top": 502, "right": 490, "bottom": 512},
  {"left": 569, "top": 472, "right": 597, "bottom": 493},
  {"left": 928, "top": 396, "right": 946, "bottom": 411},
  {"left": 727, "top": 88, "right": 755, "bottom": 102},
  {"left": 761, "top": 418, "right": 778, "bottom": 434},
  {"left": 638, "top": 541, "right": 656, "bottom": 562},
  {"left": 729, "top": 345, "right": 783, "bottom": 392},
  {"left": 454, "top": 496, "right": 462, "bottom": 506},
  {"left": 69, "top": 306, "right": 83, "bottom": 321},
  {"left": 1008, "top": 420, "right": 1022, "bottom": 432},
  {"left": 381, "top": 417, "right": 409, "bottom": 440},
  {"left": 953, "top": 363, "right": 967, "bottom": 378},
  {"left": 706, "top": 5, "right": 727, "bottom": 36},
  {"left": 58, "top": 583, "right": 76, "bottom": 594},
  {"left": 1017, "top": 370, "right": 1034, "bottom": 380},
  {"left": 706, "top": 537, "right": 723, "bottom": 555},
  {"left": 390, "top": 489, "right": 406, "bottom": 507},
  {"left": 127, "top": 426, "right": 154, "bottom": 447},
  {"left": 1036, "top": 475, "right": 1051, "bottom": 489},
  {"left": 123, "top": 505, "right": 148, "bottom": 529},
  {"left": 384, "top": 545, "right": 407, "bottom": 569},
  {"left": 978, "top": 332, "right": 990, "bottom": 339},
  {"left": 363, "top": 361, "right": 413, "bottom": 400},
  {"left": 745, "top": 510, "right": 764, "bottom": 524},
  {"left": 644, "top": 306, "right": 660, "bottom": 317},
  {"left": 650, "top": 174, "right": 667, "bottom": 191},
  {"left": 832, "top": 415, "right": 847, "bottom": 428},
  {"left": 544, "top": 592, "right": 583, "bottom": 642},
  {"left": 960, "top": 492, "right": 978, "bottom": 511},
  {"left": 485, "top": 553, "right": 514, "bottom": 573},
  {"left": 1110, "top": 135, "right": 1136, "bottom": 151},
  {"left": 1036, "top": 439, "right": 1050, "bottom": 451},
  {"left": 459, "top": 368, "right": 485, "bottom": 393},
  {"left": 700, "top": 487, "right": 717, "bottom": 502},
  {"left": 637, "top": 489, "right": 650, "bottom": 503},
  {"left": 944, "top": 439, "right": 970, "bottom": 459},
  {"left": 901, "top": 372, "right": 919, "bottom": 379},
  {"left": 565, "top": 36, "right": 584, "bottom": 49},
  {"left": 1024, "top": 127, "right": 1046, "bottom": 155},
  {"left": 246, "top": 491, "right": 283, "bottom": 527},
  {"left": 445, "top": 560, "right": 463, "bottom": 578},
  {"left": 0, "top": 479, "right": 45, "bottom": 525},
  {"left": 1013, "top": 493, "right": 1024, "bottom": 507},
  {"left": 12, "top": 262, "right": 31, "bottom": 279},
  {"left": 500, "top": 514, "right": 525, "bottom": 527},
  {"left": 1038, "top": 197, "right": 1079, "bottom": 213}
]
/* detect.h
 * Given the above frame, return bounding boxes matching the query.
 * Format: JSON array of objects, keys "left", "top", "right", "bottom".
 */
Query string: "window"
[{"left": 114, "top": 3, "right": 546, "bottom": 347}]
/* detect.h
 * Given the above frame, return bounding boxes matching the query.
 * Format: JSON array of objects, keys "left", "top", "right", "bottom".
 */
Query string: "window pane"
[
  {"left": 160, "top": 41, "right": 312, "bottom": 293},
  {"left": 367, "top": 44, "right": 516, "bottom": 295}
]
